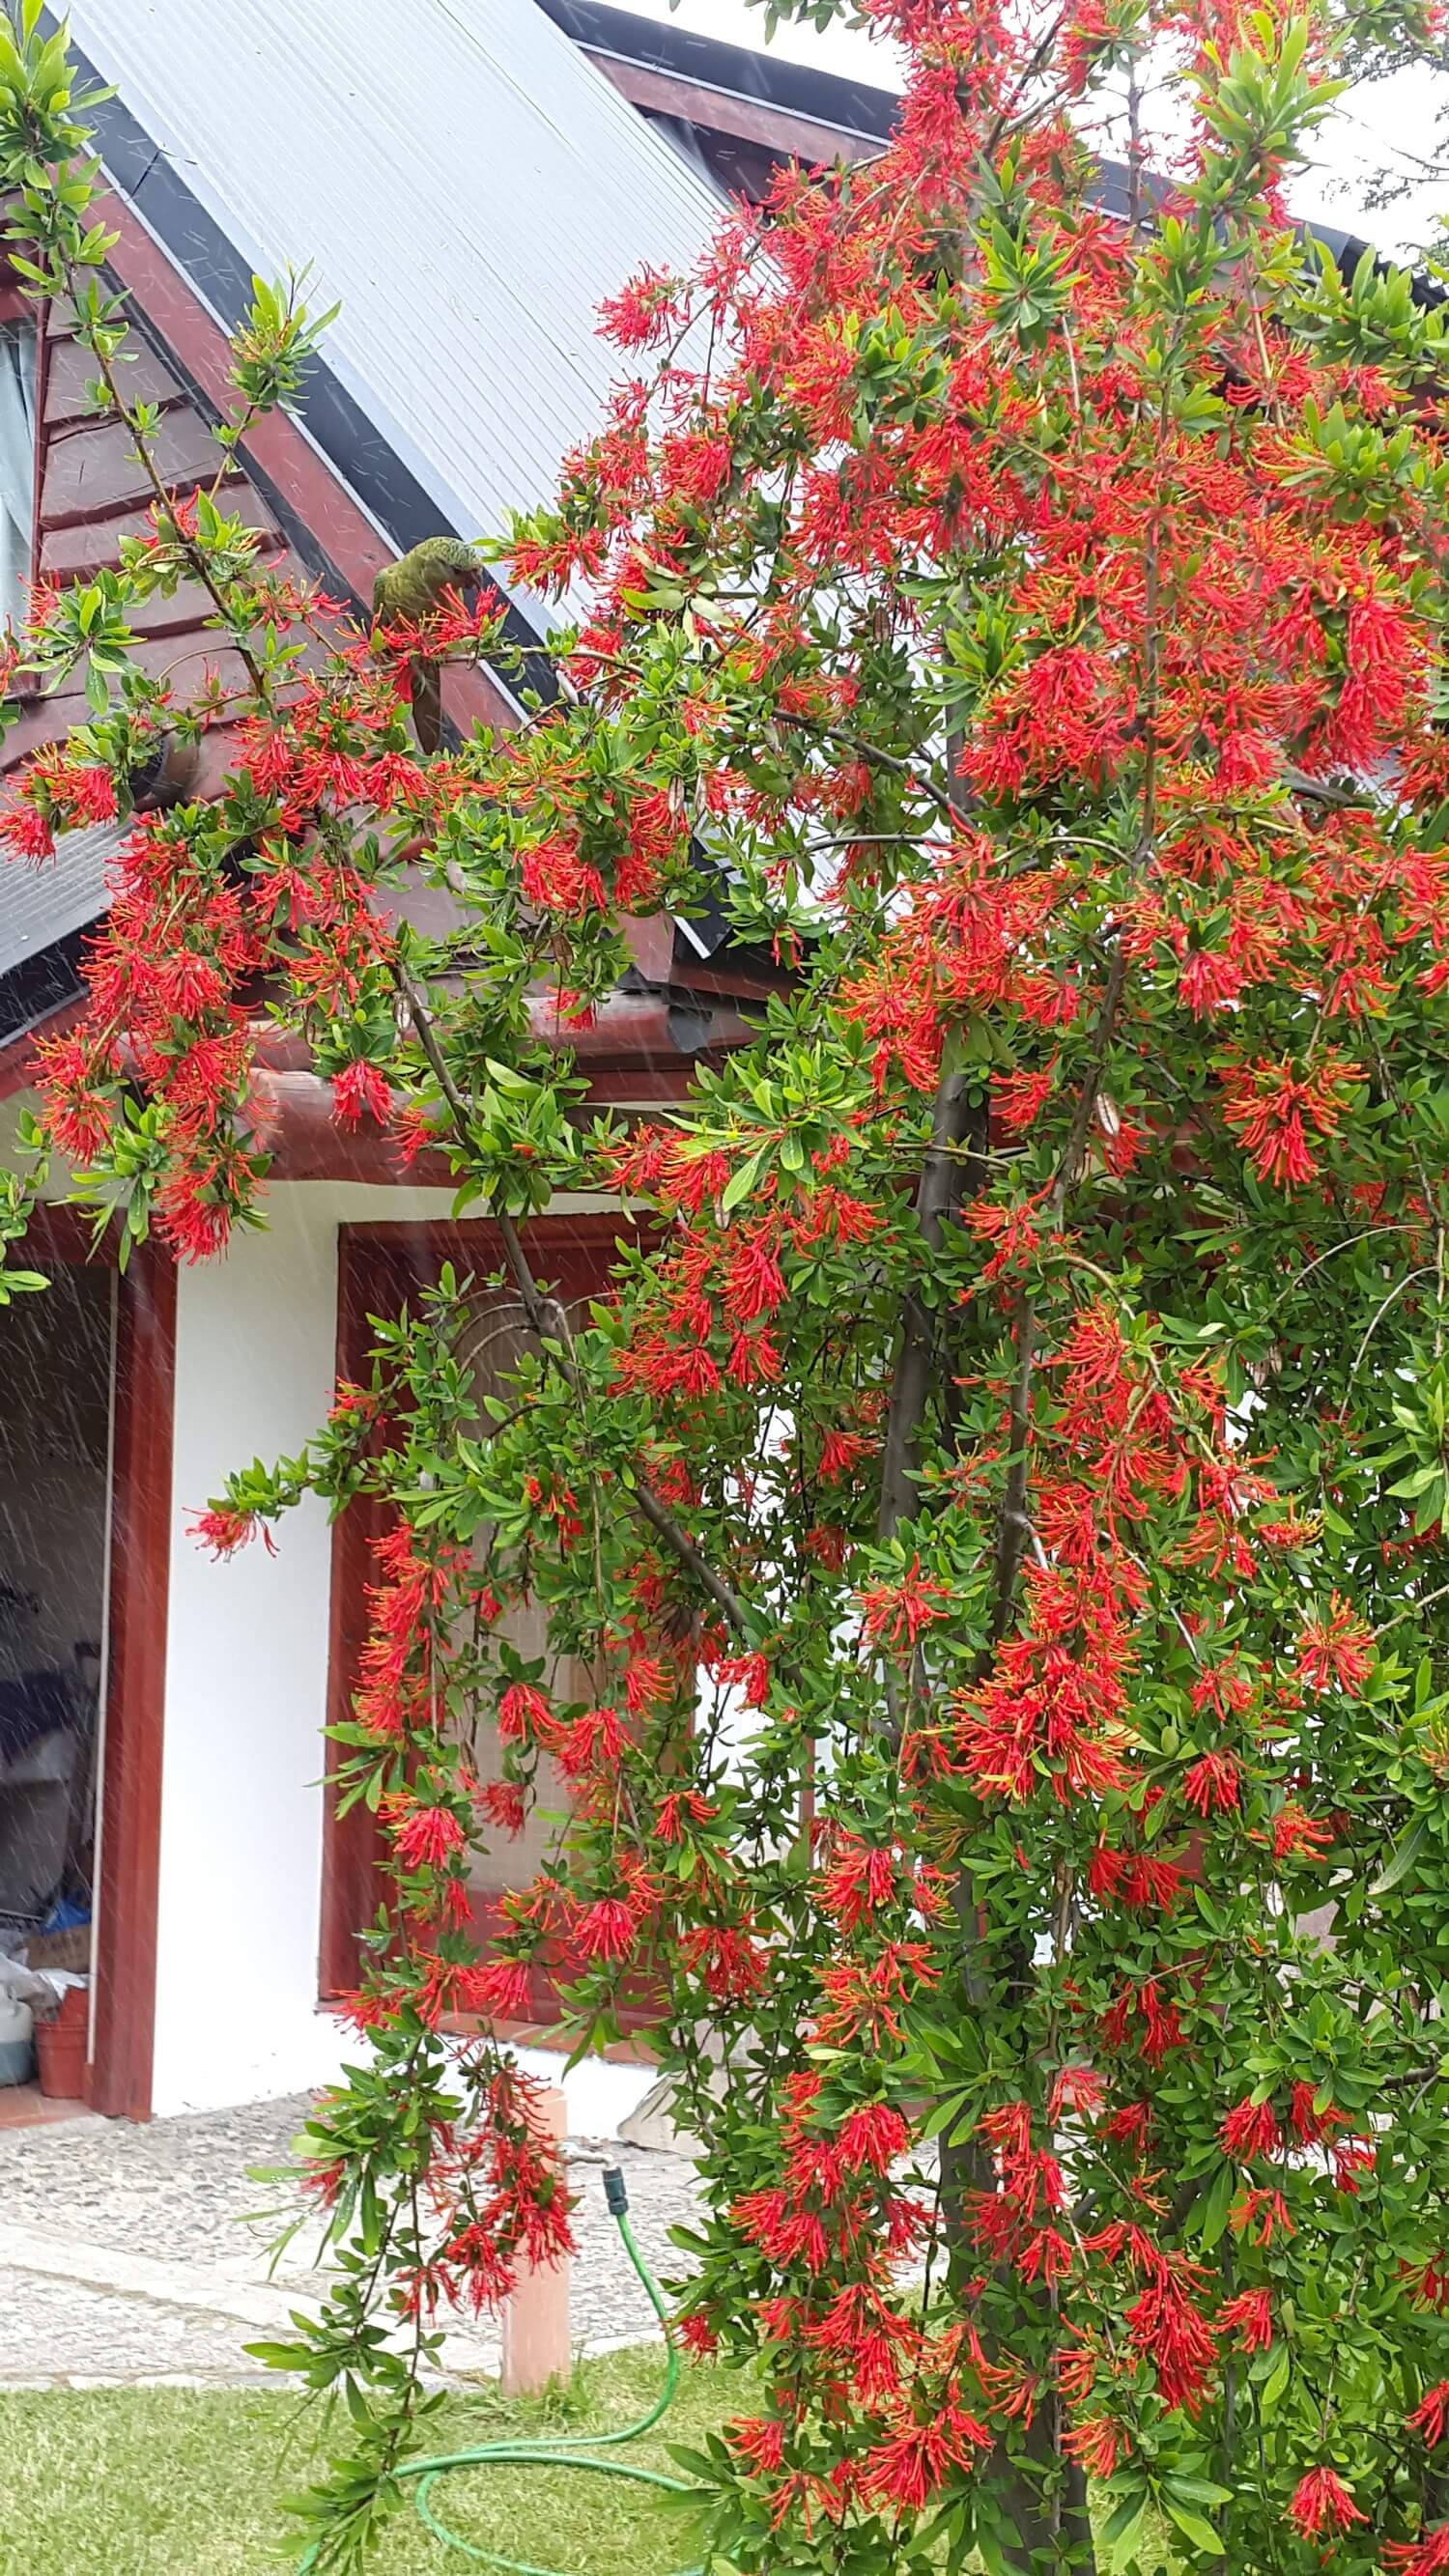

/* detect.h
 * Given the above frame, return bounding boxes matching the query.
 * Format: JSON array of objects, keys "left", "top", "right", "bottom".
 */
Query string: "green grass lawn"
[
  {"left": 0, "top": 2349, "right": 1160, "bottom": 2576},
  {"left": 0, "top": 2348, "right": 732, "bottom": 2576}
]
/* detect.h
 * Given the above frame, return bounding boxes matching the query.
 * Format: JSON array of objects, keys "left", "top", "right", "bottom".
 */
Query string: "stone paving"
[{"left": 0, "top": 2093, "right": 703, "bottom": 2389}]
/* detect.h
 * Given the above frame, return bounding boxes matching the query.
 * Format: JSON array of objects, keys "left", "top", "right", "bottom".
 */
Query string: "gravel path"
[
  {"left": 0, "top": 2096, "right": 318, "bottom": 2279},
  {"left": 0, "top": 2095, "right": 704, "bottom": 2385},
  {"left": 0, "top": 2269, "right": 270, "bottom": 2385}
]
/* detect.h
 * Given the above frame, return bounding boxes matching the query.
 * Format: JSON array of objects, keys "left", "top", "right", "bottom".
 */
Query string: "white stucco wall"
[{"left": 150, "top": 1178, "right": 657, "bottom": 2136}]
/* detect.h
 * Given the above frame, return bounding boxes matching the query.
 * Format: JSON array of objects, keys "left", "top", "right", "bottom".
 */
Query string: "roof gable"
[{"left": 63, "top": 0, "right": 721, "bottom": 625}]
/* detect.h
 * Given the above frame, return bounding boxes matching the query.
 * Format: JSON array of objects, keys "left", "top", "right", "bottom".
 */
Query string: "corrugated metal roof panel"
[
  {"left": 0, "top": 825, "right": 115, "bottom": 971},
  {"left": 66, "top": 0, "right": 721, "bottom": 614}
]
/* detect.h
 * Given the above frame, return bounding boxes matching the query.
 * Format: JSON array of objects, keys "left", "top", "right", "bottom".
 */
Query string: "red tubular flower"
[
  {"left": 1063, "top": 2416, "right": 1121, "bottom": 2479},
  {"left": 573, "top": 1896, "right": 638, "bottom": 1964},
  {"left": 466, "top": 1955, "right": 533, "bottom": 2022},
  {"left": 1384, "top": 2534, "right": 1449, "bottom": 2574},
  {"left": 991, "top": 1061, "right": 1056, "bottom": 1130},
  {"left": 1182, "top": 1749, "right": 1241, "bottom": 1815},
  {"left": 1102, "top": 2099, "right": 1152, "bottom": 2152},
  {"left": 387, "top": 1797, "right": 467, "bottom": 1874},
  {"left": 1410, "top": 2384, "right": 1449, "bottom": 2447},
  {"left": 836, "top": 2102, "right": 910, "bottom": 2173},
  {"left": 1220, "top": 1054, "right": 1359, "bottom": 1190},
  {"left": 1333, "top": 2137, "right": 1377, "bottom": 2195},
  {"left": 331, "top": 1059, "right": 394, "bottom": 1128},
  {"left": 818, "top": 1839, "right": 897, "bottom": 1930},
  {"left": 1048, "top": 2065, "right": 1106, "bottom": 2121},
  {"left": 479, "top": 1779, "right": 526, "bottom": 1837},
  {"left": 1297, "top": 1594, "right": 1375, "bottom": 1693},
  {"left": 189, "top": 1504, "right": 269, "bottom": 1557},
  {"left": 0, "top": 798, "right": 55, "bottom": 859},
  {"left": 1285, "top": 2466, "right": 1366, "bottom": 2538},
  {"left": 1220, "top": 2097, "right": 1283, "bottom": 2162},
  {"left": 1290, "top": 2081, "right": 1348, "bottom": 2144},
  {"left": 1272, "top": 1800, "right": 1335, "bottom": 1863},
  {"left": 497, "top": 1682, "right": 552, "bottom": 1741},
  {"left": 729, "top": 2416, "right": 787, "bottom": 2476},
  {"left": 1218, "top": 2286, "right": 1273, "bottom": 2351},
  {"left": 1231, "top": 2186, "right": 1294, "bottom": 2248},
  {"left": 1122, "top": 2256, "right": 1219, "bottom": 2413},
  {"left": 858, "top": 1554, "right": 950, "bottom": 1650},
  {"left": 862, "top": 2410, "right": 990, "bottom": 2511}
]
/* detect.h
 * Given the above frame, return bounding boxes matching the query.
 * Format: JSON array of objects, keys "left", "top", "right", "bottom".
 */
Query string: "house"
[{"left": 0, "top": 0, "right": 898, "bottom": 2125}]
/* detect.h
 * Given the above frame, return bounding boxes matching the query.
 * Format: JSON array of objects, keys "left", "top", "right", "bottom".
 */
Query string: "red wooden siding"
[{"left": 2, "top": 290, "right": 301, "bottom": 787}]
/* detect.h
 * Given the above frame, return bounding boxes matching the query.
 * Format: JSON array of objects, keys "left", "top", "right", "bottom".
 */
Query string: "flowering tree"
[{"left": 6, "top": 0, "right": 1449, "bottom": 2566}]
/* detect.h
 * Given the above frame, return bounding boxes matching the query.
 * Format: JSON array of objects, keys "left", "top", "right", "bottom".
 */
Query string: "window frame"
[{"left": 320, "top": 1213, "right": 652, "bottom": 2024}]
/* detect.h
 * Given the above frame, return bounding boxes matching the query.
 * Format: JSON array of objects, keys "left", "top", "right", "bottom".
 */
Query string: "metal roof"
[
  {"left": 63, "top": 0, "right": 723, "bottom": 623},
  {"left": 0, "top": 825, "right": 115, "bottom": 1042},
  {"left": 1, "top": 826, "right": 112, "bottom": 957}
]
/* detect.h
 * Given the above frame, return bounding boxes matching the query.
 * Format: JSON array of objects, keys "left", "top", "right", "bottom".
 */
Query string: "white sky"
[{"left": 619, "top": 0, "right": 1447, "bottom": 252}]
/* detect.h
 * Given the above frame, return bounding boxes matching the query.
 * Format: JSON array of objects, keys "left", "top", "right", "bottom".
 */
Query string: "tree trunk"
[
  {"left": 878, "top": 1062, "right": 1096, "bottom": 2573},
  {"left": 878, "top": 1063, "right": 986, "bottom": 1541}
]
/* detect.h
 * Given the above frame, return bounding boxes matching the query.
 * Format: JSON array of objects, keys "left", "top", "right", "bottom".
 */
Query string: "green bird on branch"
[{"left": 371, "top": 535, "right": 484, "bottom": 754}]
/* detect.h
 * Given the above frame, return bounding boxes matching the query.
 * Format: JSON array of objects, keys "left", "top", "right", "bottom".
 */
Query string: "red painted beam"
[{"left": 586, "top": 50, "right": 883, "bottom": 165}]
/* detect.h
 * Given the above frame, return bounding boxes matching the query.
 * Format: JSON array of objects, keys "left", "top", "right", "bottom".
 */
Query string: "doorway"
[
  {"left": 0, "top": 1262, "right": 112, "bottom": 2116},
  {"left": 0, "top": 1213, "right": 174, "bottom": 2122}
]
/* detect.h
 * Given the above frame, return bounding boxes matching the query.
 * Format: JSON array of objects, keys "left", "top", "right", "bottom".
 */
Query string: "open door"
[{"left": 0, "top": 1207, "right": 173, "bottom": 2120}]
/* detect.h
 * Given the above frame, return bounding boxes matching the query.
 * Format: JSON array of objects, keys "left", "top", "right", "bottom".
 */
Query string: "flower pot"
[
  {"left": 0, "top": 1996, "right": 33, "bottom": 2087},
  {"left": 35, "top": 1985, "right": 89, "bottom": 2101}
]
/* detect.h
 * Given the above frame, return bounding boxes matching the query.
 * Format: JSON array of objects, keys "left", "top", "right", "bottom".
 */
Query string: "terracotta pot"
[{"left": 35, "top": 1985, "right": 89, "bottom": 2102}]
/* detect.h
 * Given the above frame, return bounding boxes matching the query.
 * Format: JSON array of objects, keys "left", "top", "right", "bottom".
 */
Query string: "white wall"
[
  {"left": 151, "top": 1179, "right": 657, "bottom": 2135},
  {"left": 153, "top": 1182, "right": 360, "bottom": 2113}
]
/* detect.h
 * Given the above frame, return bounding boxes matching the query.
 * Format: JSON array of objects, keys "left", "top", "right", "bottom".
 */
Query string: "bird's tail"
[{"left": 410, "top": 657, "right": 442, "bottom": 757}]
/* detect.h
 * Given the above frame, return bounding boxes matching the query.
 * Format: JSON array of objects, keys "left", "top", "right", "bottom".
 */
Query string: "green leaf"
[
  {"left": 1165, "top": 2477, "right": 1235, "bottom": 2509},
  {"left": 1193, "top": 2159, "right": 1236, "bottom": 2251},
  {"left": 721, "top": 1149, "right": 763, "bottom": 1213},
  {"left": 1370, "top": 1818, "right": 1429, "bottom": 1897},
  {"left": 1102, "top": 2490, "right": 1151, "bottom": 2551},
  {"left": 242, "top": 2339, "right": 310, "bottom": 2371},
  {"left": 1162, "top": 2498, "right": 1225, "bottom": 2554}
]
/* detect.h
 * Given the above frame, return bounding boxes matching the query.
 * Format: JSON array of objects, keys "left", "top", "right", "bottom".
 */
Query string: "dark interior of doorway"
[{"left": 0, "top": 1262, "right": 113, "bottom": 2116}]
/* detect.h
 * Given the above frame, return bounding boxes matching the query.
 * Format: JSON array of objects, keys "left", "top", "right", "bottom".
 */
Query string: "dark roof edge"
[{"left": 535, "top": 0, "right": 901, "bottom": 142}]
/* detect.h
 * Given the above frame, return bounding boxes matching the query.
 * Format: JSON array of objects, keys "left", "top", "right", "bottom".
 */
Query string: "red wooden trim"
[
  {"left": 319, "top": 1229, "right": 390, "bottom": 1998},
  {"left": 0, "top": 999, "right": 81, "bottom": 1102},
  {"left": 89, "top": 1240, "right": 174, "bottom": 2118},
  {"left": 95, "top": 190, "right": 389, "bottom": 608},
  {"left": 337, "top": 1209, "right": 640, "bottom": 1260},
  {"left": 586, "top": 49, "right": 882, "bottom": 163},
  {"left": 319, "top": 1217, "right": 633, "bottom": 2004}
]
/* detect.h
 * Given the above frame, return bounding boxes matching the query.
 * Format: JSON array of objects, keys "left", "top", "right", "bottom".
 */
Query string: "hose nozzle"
[{"left": 603, "top": 2165, "right": 630, "bottom": 2218}]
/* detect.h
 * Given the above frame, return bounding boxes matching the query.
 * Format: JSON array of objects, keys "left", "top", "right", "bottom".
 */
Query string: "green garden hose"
[{"left": 391, "top": 2164, "right": 705, "bottom": 2573}]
